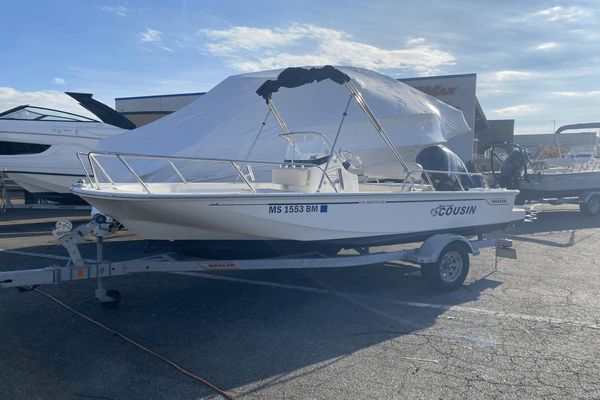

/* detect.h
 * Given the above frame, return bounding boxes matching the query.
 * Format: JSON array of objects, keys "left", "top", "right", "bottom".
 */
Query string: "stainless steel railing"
[
  {"left": 399, "top": 169, "right": 487, "bottom": 192},
  {"left": 532, "top": 158, "right": 600, "bottom": 175},
  {"left": 77, "top": 151, "right": 487, "bottom": 194},
  {"left": 77, "top": 151, "right": 342, "bottom": 194}
]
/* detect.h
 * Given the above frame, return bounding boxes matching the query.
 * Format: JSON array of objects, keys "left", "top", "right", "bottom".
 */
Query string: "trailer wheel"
[
  {"left": 580, "top": 194, "right": 600, "bottom": 216},
  {"left": 421, "top": 243, "right": 470, "bottom": 291},
  {"left": 100, "top": 289, "right": 122, "bottom": 310}
]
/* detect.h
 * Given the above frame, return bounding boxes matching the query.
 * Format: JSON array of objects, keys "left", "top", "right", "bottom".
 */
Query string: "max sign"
[{"left": 415, "top": 85, "right": 458, "bottom": 96}]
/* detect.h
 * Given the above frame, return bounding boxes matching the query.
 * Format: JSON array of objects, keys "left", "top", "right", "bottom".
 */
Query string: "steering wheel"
[{"left": 340, "top": 150, "right": 365, "bottom": 175}]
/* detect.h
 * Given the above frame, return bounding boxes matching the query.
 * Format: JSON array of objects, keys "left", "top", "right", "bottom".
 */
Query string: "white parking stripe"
[
  {"left": 177, "top": 272, "right": 600, "bottom": 331},
  {"left": 3, "top": 247, "right": 598, "bottom": 331}
]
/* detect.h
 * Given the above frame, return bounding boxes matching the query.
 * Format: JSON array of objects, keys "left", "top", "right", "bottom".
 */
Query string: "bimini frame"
[{"left": 256, "top": 66, "right": 414, "bottom": 186}]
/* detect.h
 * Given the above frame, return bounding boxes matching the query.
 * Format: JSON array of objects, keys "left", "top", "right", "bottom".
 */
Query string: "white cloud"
[
  {"left": 0, "top": 87, "right": 95, "bottom": 118},
  {"left": 406, "top": 37, "right": 427, "bottom": 46},
  {"left": 550, "top": 90, "right": 600, "bottom": 97},
  {"left": 488, "top": 70, "right": 536, "bottom": 81},
  {"left": 534, "top": 42, "right": 559, "bottom": 51},
  {"left": 491, "top": 104, "right": 541, "bottom": 117},
  {"left": 526, "top": 6, "right": 591, "bottom": 22},
  {"left": 101, "top": 5, "right": 128, "bottom": 17},
  {"left": 201, "top": 26, "right": 307, "bottom": 52},
  {"left": 52, "top": 77, "right": 66, "bottom": 85},
  {"left": 140, "top": 28, "right": 162, "bottom": 43},
  {"left": 200, "top": 24, "right": 455, "bottom": 74}
]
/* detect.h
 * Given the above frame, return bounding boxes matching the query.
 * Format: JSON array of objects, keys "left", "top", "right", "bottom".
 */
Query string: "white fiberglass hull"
[
  {"left": 0, "top": 120, "right": 123, "bottom": 194},
  {"left": 6, "top": 172, "right": 84, "bottom": 194},
  {"left": 74, "top": 185, "right": 521, "bottom": 245},
  {"left": 518, "top": 171, "right": 600, "bottom": 200}
]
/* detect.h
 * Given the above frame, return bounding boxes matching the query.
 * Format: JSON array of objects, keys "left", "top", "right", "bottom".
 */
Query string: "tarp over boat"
[{"left": 97, "top": 66, "right": 470, "bottom": 181}]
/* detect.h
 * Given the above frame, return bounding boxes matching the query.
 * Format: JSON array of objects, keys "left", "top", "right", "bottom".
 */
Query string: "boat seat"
[{"left": 272, "top": 167, "right": 310, "bottom": 187}]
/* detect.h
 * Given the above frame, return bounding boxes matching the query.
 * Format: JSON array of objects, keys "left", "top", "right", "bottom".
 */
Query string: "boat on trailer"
[
  {"left": 1, "top": 67, "right": 525, "bottom": 305},
  {"left": 490, "top": 122, "right": 600, "bottom": 214},
  {"left": 73, "top": 66, "right": 522, "bottom": 248}
]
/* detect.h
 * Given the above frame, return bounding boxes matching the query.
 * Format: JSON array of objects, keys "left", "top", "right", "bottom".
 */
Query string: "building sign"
[{"left": 400, "top": 74, "right": 477, "bottom": 161}]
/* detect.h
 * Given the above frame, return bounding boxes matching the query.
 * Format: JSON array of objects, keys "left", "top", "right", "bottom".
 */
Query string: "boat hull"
[
  {"left": 518, "top": 171, "right": 600, "bottom": 200},
  {"left": 7, "top": 171, "right": 84, "bottom": 194},
  {"left": 0, "top": 120, "right": 122, "bottom": 195},
  {"left": 74, "top": 187, "right": 521, "bottom": 245}
]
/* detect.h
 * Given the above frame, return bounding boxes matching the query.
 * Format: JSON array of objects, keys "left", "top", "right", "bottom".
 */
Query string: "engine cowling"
[{"left": 497, "top": 150, "right": 528, "bottom": 189}]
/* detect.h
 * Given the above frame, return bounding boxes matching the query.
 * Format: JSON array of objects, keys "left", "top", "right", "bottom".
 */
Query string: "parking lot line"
[
  {"left": 178, "top": 272, "right": 600, "bottom": 331},
  {"left": 3, "top": 247, "right": 598, "bottom": 331}
]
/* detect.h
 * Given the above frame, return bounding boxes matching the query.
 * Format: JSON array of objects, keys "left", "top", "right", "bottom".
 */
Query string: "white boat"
[
  {"left": 491, "top": 122, "right": 600, "bottom": 214},
  {"left": 73, "top": 66, "right": 522, "bottom": 249},
  {"left": 0, "top": 92, "right": 132, "bottom": 203}
]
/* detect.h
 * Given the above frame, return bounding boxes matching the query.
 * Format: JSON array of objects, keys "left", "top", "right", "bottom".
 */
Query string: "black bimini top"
[{"left": 256, "top": 65, "right": 351, "bottom": 103}]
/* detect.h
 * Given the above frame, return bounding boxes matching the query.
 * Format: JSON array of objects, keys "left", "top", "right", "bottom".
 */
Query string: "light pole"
[{"left": 551, "top": 120, "right": 560, "bottom": 157}]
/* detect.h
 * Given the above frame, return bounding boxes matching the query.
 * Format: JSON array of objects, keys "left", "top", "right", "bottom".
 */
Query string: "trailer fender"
[
  {"left": 579, "top": 191, "right": 600, "bottom": 204},
  {"left": 413, "top": 234, "right": 476, "bottom": 264}
]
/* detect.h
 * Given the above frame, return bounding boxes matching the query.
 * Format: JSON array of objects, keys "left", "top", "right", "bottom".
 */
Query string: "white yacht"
[
  {"left": 73, "top": 66, "right": 522, "bottom": 248},
  {"left": 0, "top": 92, "right": 131, "bottom": 203}
]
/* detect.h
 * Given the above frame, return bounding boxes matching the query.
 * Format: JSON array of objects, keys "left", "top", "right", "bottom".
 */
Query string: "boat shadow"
[{"left": 1, "top": 239, "right": 501, "bottom": 397}]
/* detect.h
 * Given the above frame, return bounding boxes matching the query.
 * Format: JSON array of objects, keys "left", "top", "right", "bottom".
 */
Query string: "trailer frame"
[{"left": 0, "top": 220, "right": 516, "bottom": 308}]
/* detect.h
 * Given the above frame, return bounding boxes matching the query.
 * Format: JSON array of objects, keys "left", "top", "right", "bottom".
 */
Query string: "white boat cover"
[{"left": 97, "top": 66, "right": 470, "bottom": 181}]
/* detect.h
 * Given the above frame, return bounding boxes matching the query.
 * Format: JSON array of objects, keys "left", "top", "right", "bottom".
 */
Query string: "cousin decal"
[{"left": 430, "top": 204, "right": 477, "bottom": 217}]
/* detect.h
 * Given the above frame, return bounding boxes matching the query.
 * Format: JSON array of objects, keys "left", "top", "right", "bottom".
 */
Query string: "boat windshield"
[
  {"left": 0, "top": 105, "right": 98, "bottom": 122},
  {"left": 281, "top": 131, "right": 333, "bottom": 164}
]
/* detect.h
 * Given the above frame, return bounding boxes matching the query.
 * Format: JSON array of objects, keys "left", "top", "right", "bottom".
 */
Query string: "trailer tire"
[
  {"left": 580, "top": 194, "right": 600, "bottom": 216},
  {"left": 421, "top": 242, "right": 470, "bottom": 291}
]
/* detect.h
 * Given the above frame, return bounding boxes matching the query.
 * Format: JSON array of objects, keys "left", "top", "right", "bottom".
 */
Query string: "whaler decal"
[
  {"left": 430, "top": 204, "right": 477, "bottom": 217},
  {"left": 206, "top": 262, "right": 237, "bottom": 269},
  {"left": 490, "top": 198, "right": 508, "bottom": 204}
]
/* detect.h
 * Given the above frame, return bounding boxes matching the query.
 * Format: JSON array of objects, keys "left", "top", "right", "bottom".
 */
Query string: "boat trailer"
[{"left": 0, "top": 220, "right": 517, "bottom": 309}]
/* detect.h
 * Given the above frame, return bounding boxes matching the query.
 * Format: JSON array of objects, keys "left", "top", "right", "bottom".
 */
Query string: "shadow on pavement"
[{"left": 0, "top": 237, "right": 497, "bottom": 399}]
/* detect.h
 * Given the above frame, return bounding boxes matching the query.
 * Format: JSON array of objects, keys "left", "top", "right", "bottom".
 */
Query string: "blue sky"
[{"left": 1, "top": 0, "right": 599, "bottom": 133}]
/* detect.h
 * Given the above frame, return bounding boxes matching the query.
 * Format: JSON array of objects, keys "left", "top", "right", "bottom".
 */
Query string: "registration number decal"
[{"left": 268, "top": 204, "right": 328, "bottom": 214}]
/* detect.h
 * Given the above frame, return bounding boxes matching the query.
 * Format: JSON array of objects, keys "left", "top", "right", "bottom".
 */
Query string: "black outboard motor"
[
  {"left": 497, "top": 149, "right": 528, "bottom": 189},
  {"left": 416, "top": 145, "right": 482, "bottom": 191}
]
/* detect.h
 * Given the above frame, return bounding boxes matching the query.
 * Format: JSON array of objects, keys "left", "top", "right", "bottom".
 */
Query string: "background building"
[
  {"left": 115, "top": 92, "right": 204, "bottom": 126},
  {"left": 398, "top": 73, "right": 514, "bottom": 161}
]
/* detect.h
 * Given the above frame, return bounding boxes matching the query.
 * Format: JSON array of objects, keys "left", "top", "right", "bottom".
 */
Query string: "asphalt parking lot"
[{"left": 1, "top": 206, "right": 600, "bottom": 399}]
